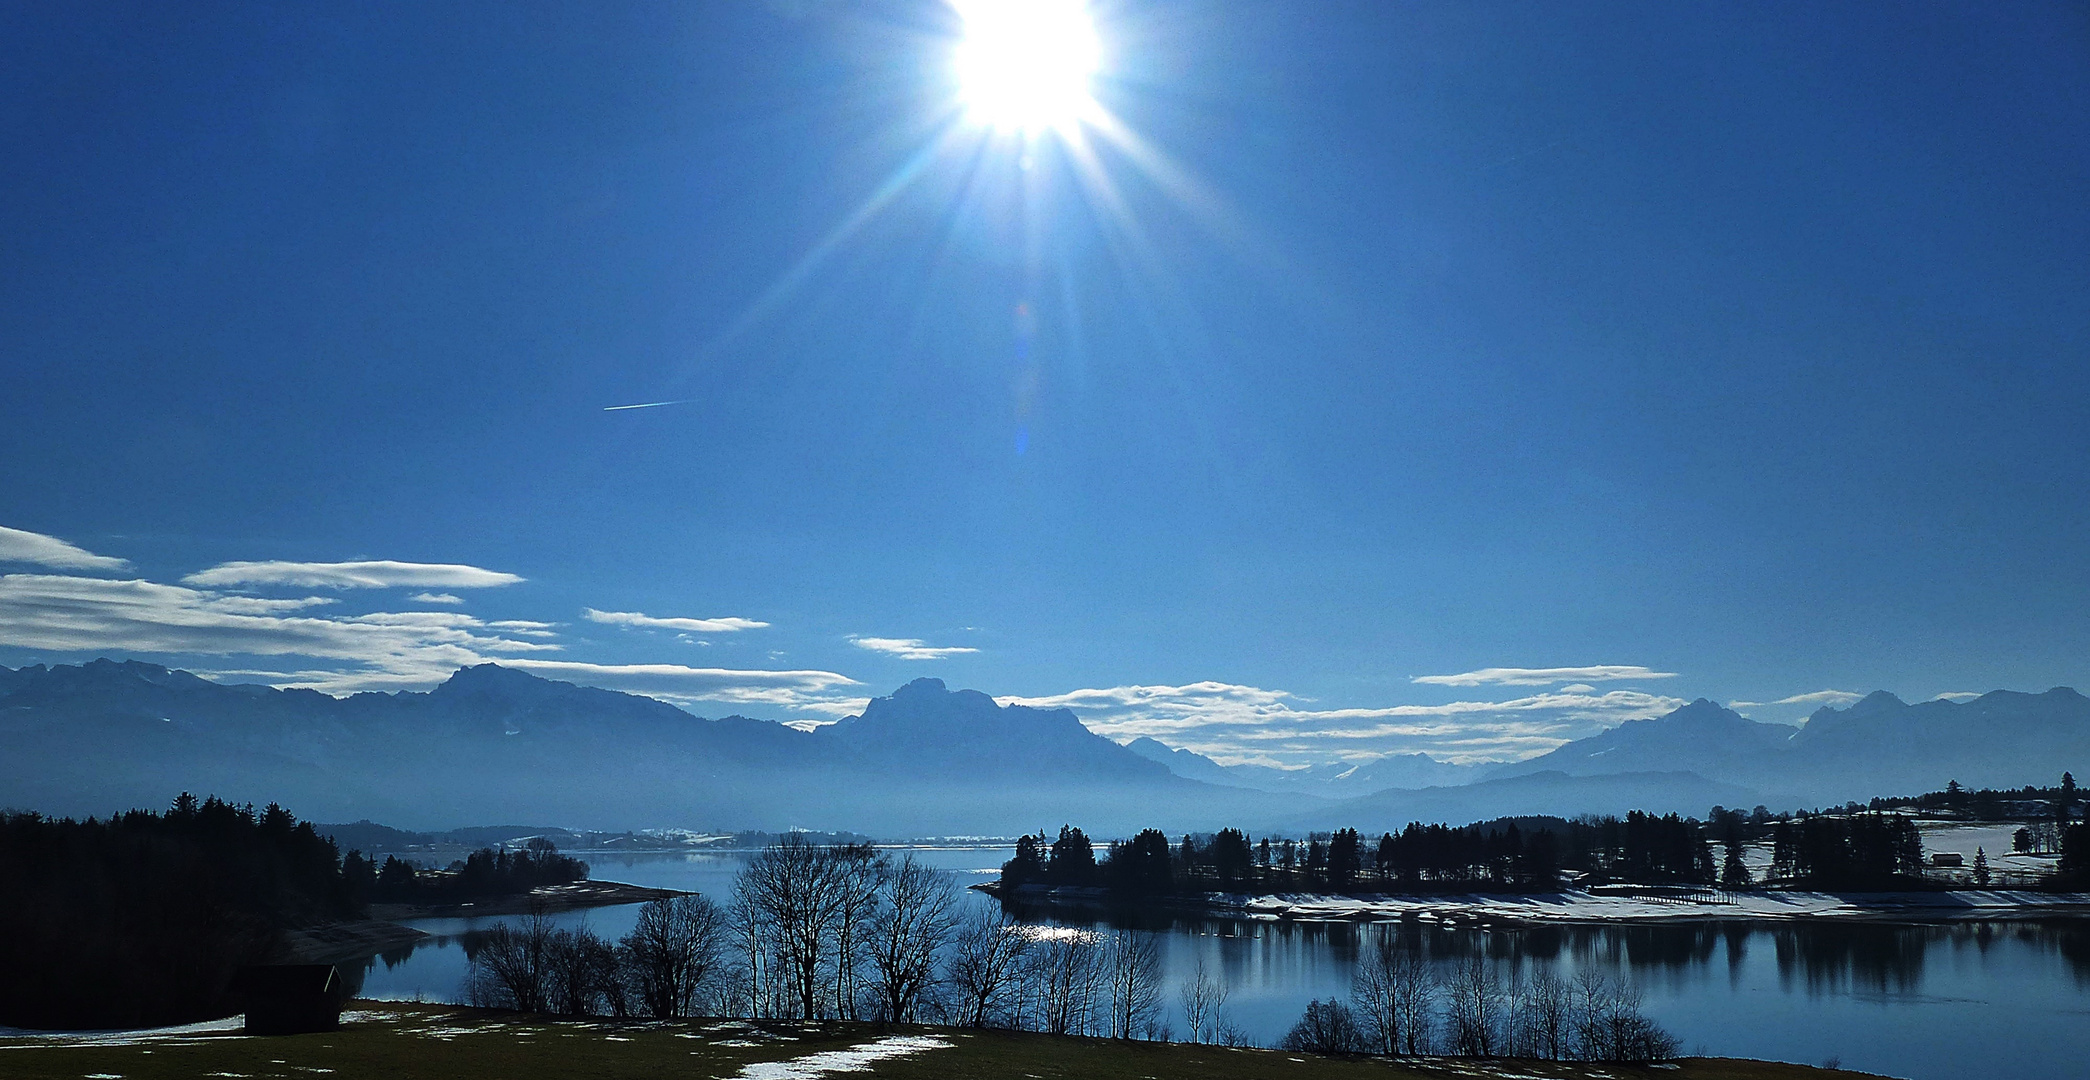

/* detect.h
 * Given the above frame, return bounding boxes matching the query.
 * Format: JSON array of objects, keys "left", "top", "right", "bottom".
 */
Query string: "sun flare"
[{"left": 953, "top": 0, "right": 1101, "bottom": 134}]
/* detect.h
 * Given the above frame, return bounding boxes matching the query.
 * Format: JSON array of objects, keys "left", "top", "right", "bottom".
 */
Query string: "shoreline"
[
  {"left": 981, "top": 881, "right": 2090, "bottom": 926},
  {"left": 365, "top": 878, "right": 687, "bottom": 922}
]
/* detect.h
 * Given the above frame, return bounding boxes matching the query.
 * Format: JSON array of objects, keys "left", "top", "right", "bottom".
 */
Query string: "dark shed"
[{"left": 227, "top": 965, "right": 344, "bottom": 1035}]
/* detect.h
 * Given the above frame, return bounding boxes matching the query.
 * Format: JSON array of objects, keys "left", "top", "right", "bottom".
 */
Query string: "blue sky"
[{"left": 2, "top": 1, "right": 2085, "bottom": 766}]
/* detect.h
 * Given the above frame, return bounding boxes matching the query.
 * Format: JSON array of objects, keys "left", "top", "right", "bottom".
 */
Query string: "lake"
[{"left": 347, "top": 848, "right": 2090, "bottom": 1080}]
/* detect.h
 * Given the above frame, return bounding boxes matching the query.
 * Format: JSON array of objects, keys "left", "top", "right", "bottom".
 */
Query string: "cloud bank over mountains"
[
  {"left": 0, "top": 525, "right": 855, "bottom": 713},
  {"left": 1411, "top": 665, "right": 1679, "bottom": 688},
  {"left": 1001, "top": 683, "right": 1688, "bottom": 765},
  {"left": 584, "top": 608, "right": 771, "bottom": 633},
  {"left": 852, "top": 636, "right": 980, "bottom": 660},
  {"left": 0, "top": 523, "right": 1843, "bottom": 766}
]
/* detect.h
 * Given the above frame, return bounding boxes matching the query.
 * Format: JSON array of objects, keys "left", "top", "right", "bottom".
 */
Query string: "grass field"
[{"left": 0, "top": 1001, "right": 1892, "bottom": 1080}]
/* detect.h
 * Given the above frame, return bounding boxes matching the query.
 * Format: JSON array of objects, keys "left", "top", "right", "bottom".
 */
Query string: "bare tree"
[
  {"left": 1444, "top": 956, "right": 1502, "bottom": 1056},
  {"left": 1101, "top": 930, "right": 1163, "bottom": 1039},
  {"left": 1350, "top": 943, "right": 1396, "bottom": 1054},
  {"left": 544, "top": 927, "right": 615, "bottom": 1016},
  {"left": 735, "top": 834, "right": 849, "bottom": 1019},
  {"left": 465, "top": 910, "right": 556, "bottom": 1013},
  {"left": 1569, "top": 969, "right": 1611, "bottom": 1060},
  {"left": 1389, "top": 954, "right": 1436, "bottom": 1055},
  {"left": 1500, "top": 967, "right": 1530, "bottom": 1057},
  {"left": 864, "top": 854, "right": 959, "bottom": 1023},
  {"left": 1581, "top": 976, "right": 1679, "bottom": 1062},
  {"left": 1179, "top": 957, "right": 1228, "bottom": 1044},
  {"left": 726, "top": 893, "right": 775, "bottom": 1018},
  {"left": 1280, "top": 998, "right": 1365, "bottom": 1054},
  {"left": 1523, "top": 968, "right": 1572, "bottom": 1060},
  {"left": 622, "top": 894, "right": 726, "bottom": 1019},
  {"left": 1025, "top": 931, "right": 1103, "bottom": 1035},
  {"left": 1354, "top": 944, "right": 1435, "bottom": 1055},
  {"left": 826, "top": 843, "right": 887, "bottom": 1019},
  {"left": 948, "top": 907, "right": 1031, "bottom": 1027}
]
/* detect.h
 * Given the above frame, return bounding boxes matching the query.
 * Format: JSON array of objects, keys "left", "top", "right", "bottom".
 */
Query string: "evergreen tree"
[
  {"left": 1102, "top": 828, "right": 1174, "bottom": 894},
  {"left": 1002, "top": 833, "right": 1045, "bottom": 886},
  {"left": 1046, "top": 825, "right": 1096, "bottom": 885},
  {"left": 1327, "top": 828, "right": 1362, "bottom": 890},
  {"left": 1721, "top": 841, "right": 1753, "bottom": 889},
  {"left": 1973, "top": 847, "right": 1991, "bottom": 887},
  {"left": 1209, "top": 828, "right": 1252, "bottom": 889}
]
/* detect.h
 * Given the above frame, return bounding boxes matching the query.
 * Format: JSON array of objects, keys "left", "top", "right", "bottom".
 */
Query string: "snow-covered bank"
[
  {"left": 988, "top": 882, "right": 2090, "bottom": 925},
  {"left": 1235, "top": 888, "right": 2090, "bottom": 925}
]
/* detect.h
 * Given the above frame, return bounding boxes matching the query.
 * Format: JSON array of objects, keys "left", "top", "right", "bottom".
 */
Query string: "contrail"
[{"left": 603, "top": 400, "right": 689, "bottom": 412}]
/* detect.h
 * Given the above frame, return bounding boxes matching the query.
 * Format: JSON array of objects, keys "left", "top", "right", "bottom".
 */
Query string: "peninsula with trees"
[{"left": 988, "top": 776, "right": 2090, "bottom": 925}]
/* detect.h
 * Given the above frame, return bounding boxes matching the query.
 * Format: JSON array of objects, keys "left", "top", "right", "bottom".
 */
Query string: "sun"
[{"left": 953, "top": 0, "right": 1102, "bottom": 135}]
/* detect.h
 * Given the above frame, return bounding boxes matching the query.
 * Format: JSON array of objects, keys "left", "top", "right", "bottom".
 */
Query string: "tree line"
[
  {"left": 460, "top": 834, "right": 1677, "bottom": 1062},
  {"left": 0, "top": 794, "right": 594, "bottom": 1029},
  {"left": 0, "top": 795, "right": 357, "bottom": 1028},
  {"left": 347, "top": 837, "right": 589, "bottom": 905},
  {"left": 1867, "top": 772, "right": 2079, "bottom": 824},
  {"left": 998, "top": 809, "right": 1937, "bottom": 897}
]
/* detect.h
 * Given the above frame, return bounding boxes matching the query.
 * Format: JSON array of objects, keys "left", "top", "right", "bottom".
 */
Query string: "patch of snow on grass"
[
  {"left": 0, "top": 1016, "right": 246, "bottom": 1049},
  {"left": 732, "top": 1035, "right": 953, "bottom": 1080}
]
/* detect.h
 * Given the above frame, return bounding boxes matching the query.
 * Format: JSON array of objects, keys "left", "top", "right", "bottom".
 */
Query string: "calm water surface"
[{"left": 348, "top": 849, "right": 2090, "bottom": 1080}]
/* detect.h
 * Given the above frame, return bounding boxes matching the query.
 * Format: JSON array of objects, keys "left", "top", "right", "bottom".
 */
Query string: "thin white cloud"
[
  {"left": 1002, "top": 682, "right": 1687, "bottom": 766},
  {"left": 584, "top": 608, "right": 769, "bottom": 633},
  {"left": 207, "top": 595, "right": 338, "bottom": 614},
  {"left": 0, "top": 526, "right": 131, "bottom": 572},
  {"left": 203, "top": 660, "right": 866, "bottom": 715},
  {"left": 1413, "top": 665, "right": 1679, "bottom": 688},
  {"left": 182, "top": 560, "right": 523, "bottom": 589},
  {"left": 0, "top": 569, "right": 867, "bottom": 716},
  {"left": 1933, "top": 691, "right": 1981, "bottom": 702},
  {"left": 410, "top": 592, "right": 466, "bottom": 605},
  {"left": 0, "top": 574, "right": 555, "bottom": 686},
  {"left": 486, "top": 660, "right": 863, "bottom": 715},
  {"left": 1729, "top": 689, "right": 1863, "bottom": 709},
  {"left": 851, "top": 636, "right": 979, "bottom": 661}
]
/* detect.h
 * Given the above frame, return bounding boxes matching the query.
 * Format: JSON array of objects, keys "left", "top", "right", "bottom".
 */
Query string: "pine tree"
[
  {"left": 1721, "top": 841, "right": 1753, "bottom": 889},
  {"left": 1973, "top": 847, "right": 1991, "bottom": 888}
]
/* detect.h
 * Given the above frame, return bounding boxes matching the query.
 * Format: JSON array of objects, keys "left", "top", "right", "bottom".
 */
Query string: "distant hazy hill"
[
  {"left": 1124, "top": 737, "right": 1475, "bottom": 795},
  {"left": 1475, "top": 691, "right": 2090, "bottom": 805},
  {"left": 1299, "top": 769, "right": 1770, "bottom": 835},
  {"left": 1484, "top": 699, "right": 1799, "bottom": 784},
  {"left": 1786, "top": 688, "right": 2090, "bottom": 797},
  {"left": 0, "top": 661, "right": 1305, "bottom": 836}
]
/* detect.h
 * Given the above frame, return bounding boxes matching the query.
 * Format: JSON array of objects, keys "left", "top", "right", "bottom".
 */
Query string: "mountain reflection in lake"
[{"left": 346, "top": 850, "right": 2090, "bottom": 1080}]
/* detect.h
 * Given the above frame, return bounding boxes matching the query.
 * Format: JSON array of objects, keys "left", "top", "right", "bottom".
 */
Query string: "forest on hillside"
[{"left": 0, "top": 795, "right": 587, "bottom": 1028}]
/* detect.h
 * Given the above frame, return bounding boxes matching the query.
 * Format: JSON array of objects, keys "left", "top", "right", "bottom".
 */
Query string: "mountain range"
[
  {"left": 1481, "top": 690, "right": 2090, "bottom": 805},
  {"left": 3, "top": 658, "right": 2084, "bottom": 837},
  {"left": 0, "top": 660, "right": 1310, "bottom": 835}
]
